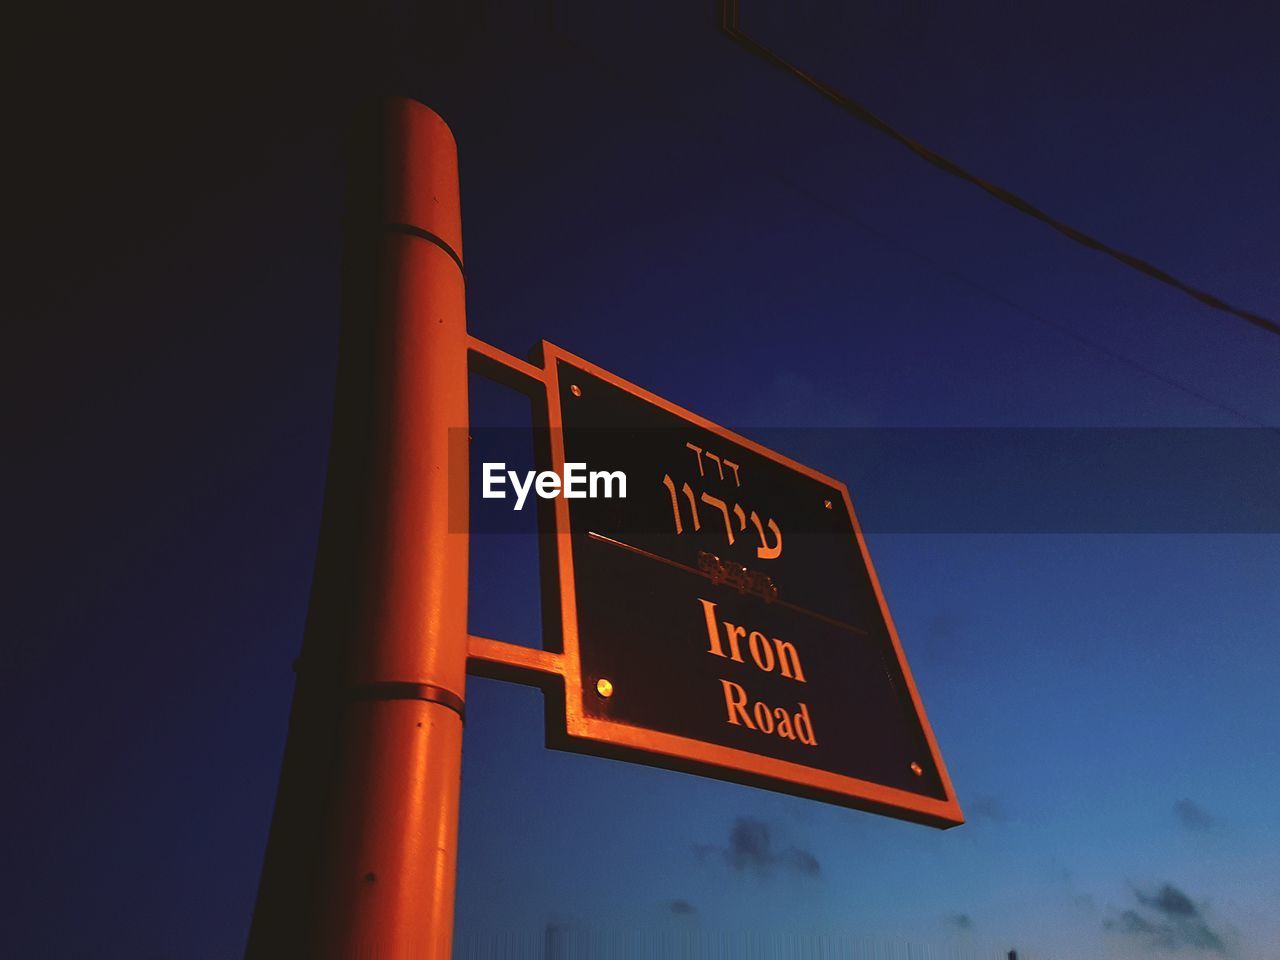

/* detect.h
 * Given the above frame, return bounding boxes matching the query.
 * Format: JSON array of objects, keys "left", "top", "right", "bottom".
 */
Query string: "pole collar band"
[{"left": 349, "top": 681, "right": 465, "bottom": 721}]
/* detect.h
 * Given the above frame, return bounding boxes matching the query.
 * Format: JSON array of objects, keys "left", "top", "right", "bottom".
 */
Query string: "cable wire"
[
  {"left": 543, "top": 8, "right": 1276, "bottom": 429},
  {"left": 719, "top": 0, "right": 1280, "bottom": 340}
]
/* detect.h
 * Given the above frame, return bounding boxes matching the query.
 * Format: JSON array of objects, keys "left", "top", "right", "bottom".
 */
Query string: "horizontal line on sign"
[{"left": 586, "top": 532, "right": 868, "bottom": 637}]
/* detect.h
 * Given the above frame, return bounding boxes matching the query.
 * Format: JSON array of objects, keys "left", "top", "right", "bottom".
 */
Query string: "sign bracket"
[{"left": 467, "top": 634, "right": 565, "bottom": 686}]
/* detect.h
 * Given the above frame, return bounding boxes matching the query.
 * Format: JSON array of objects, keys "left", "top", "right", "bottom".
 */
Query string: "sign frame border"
[{"left": 534, "top": 341, "right": 964, "bottom": 829}]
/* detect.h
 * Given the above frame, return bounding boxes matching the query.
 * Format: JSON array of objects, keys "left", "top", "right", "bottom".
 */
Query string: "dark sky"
[{"left": 6, "top": 1, "right": 1279, "bottom": 957}]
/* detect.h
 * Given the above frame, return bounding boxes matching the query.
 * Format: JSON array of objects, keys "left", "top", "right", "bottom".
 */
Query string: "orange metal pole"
[
  {"left": 318, "top": 98, "right": 469, "bottom": 960},
  {"left": 246, "top": 97, "right": 468, "bottom": 960}
]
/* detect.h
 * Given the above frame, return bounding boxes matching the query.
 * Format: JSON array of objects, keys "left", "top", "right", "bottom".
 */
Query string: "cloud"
[
  {"left": 926, "top": 610, "right": 967, "bottom": 641},
  {"left": 1073, "top": 893, "right": 1097, "bottom": 913},
  {"left": 1104, "top": 883, "right": 1227, "bottom": 954},
  {"left": 696, "top": 817, "right": 822, "bottom": 878},
  {"left": 1138, "top": 885, "right": 1197, "bottom": 918},
  {"left": 785, "top": 846, "right": 821, "bottom": 875},
  {"left": 668, "top": 900, "right": 696, "bottom": 915},
  {"left": 947, "top": 913, "right": 974, "bottom": 930},
  {"left": 966, "top": 795, "right": 1009, "bottom": 824},
  {"left": 911, "top": 609, "right": 976, "bottom": 667},
  {"left": 1174, "top": 799, "right": 1214, "bottom": 833},
  {"left": 1113, "top": 909, "right": 1157, "bottom": 934}
]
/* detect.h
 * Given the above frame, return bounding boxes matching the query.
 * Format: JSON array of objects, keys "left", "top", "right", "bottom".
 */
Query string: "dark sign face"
[{"left": 540, "top": 344, "right": 962, "bottom": 827}]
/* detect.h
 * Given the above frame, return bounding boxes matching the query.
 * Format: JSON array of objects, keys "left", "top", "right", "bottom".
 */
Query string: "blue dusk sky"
[{"left": 6, "top": 1, "right": 1279, "bottom": 958}]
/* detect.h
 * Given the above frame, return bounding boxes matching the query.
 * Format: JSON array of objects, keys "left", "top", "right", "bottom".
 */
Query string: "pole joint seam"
[
  {"left": 349, "top": 681, "right": 466, "bottom": 721},
  {"left": 385, "top": 223, "right": 465, "bottom": 274}
]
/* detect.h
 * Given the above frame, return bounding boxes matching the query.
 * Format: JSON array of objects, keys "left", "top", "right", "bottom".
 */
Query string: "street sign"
[
  {"left": 532, "top": 343, "right": 962, "bottom": 828},
  {"left": 255, "top": 104, "right": 962, "bottom": 960}
]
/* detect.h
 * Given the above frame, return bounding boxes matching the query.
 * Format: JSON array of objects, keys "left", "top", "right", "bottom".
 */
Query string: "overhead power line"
[
  {"left": 719, "top": 0, "right": 1280, "bottom": 340},
  {"left": 542, "top": 8, "right": 1274, "bottom": 428}
]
